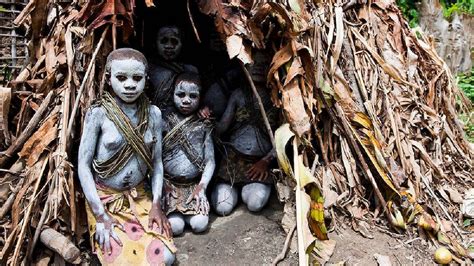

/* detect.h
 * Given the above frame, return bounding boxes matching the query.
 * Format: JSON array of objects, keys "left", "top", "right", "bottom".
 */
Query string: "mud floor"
[{"left": 174, "top": 194, "right": 435, "bottom": 265}]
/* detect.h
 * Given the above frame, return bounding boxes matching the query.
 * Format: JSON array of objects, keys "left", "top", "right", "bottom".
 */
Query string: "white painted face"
[
  {"left": 173, "top": 81, "right": 200, "bottom": 115},
  {"left": 109, "top": 59, "right": 146, "bottom": 103},
  {"left": 157, "top": 27, "right": 183, "bottom": 61}
]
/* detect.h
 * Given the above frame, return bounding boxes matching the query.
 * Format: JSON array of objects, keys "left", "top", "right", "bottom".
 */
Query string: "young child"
[
  {"left": 162, "top": 72, "right": 215, "bottom": 235},
  {"left": 78, "top": 48, "right": 176, "bottom": 265}
]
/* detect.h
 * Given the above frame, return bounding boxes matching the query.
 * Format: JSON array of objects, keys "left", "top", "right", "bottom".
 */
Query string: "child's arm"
[
  {"left": 199, "top": 131, "right": 216, "bottom": 190},
  {"left": 148, "top": 106, "right": 172, "bottom": 237},
  {"left": 187, "top": 130, "right": 215, "bottom": 214},
  {"left": 216, "top": 89, "right": 240, "bottom": 135},
  {"left": 78, "top": 107, "right": 123, "bottom": 253}
]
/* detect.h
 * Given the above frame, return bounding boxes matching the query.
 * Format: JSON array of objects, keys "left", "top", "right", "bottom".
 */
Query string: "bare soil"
[{"left": 174, "top": 194, "right": 436, "bottom": 265}]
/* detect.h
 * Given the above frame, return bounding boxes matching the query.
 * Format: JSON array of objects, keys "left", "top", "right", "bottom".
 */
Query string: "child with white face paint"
[
  {"left": 78, "top": 48, "right": 176, "bottom": 265},
  {"left": 161, "top": 72, "right": 215, "bottom": 235},
  {"left": 148, "top": 25, "right": 198, "bottom": 113}
]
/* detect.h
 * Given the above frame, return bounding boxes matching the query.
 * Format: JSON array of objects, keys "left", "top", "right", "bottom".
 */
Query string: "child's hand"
[
  {"left": 148, "top": 203, "right": 172, "bottom": 238},
  {"left": 247, "top": 158, "right": 270, "bottom": 181},
  {"left": 186, "top": 184, "right": 209, "bottom": 214},
  {"left": 198, "top": 106, "right": 212, "bottom": 119},
  {"left": 95, "top": 212, "right": 124, "bottom": 254}
]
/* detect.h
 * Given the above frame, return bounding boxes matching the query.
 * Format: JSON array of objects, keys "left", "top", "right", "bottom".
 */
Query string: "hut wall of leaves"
[{"left": 0, "top": 0, "right": 472, "bottom": 264}]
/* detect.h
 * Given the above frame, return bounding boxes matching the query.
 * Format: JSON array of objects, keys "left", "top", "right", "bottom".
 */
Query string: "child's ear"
[{"left": 105, "top": 72, "right": 111, "bottom": 86}]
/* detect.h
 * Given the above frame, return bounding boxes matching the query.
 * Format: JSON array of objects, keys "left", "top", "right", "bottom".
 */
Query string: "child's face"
[
  {"left": 157, "top": 27, "right": 182, "bottom": 61},
  {"left": 173, "top": 81, "right": 200, "bottom": 115},
  {"left": 109, "top": 59, "right": 146, "bottom": 103}
]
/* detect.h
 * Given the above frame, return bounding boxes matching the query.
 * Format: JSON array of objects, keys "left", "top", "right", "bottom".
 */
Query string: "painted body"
[
  {"left": 211, "top": 51, "right": 275, "bottom": 215},
  {"left": 148, "top": 26, "right": 198, "bottom": 111},
  {"left": 202, "top": 67, "right": 241, "bottom": 119},
  {"left": 78, "top": 49, "right": 174, "bottom": 265},
  {"left": 162, "top": 75, "right": 215, "bottom": 235}
]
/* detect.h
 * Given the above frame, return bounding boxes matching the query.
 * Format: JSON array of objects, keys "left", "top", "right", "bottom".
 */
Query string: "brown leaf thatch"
[{"left": 0, "top": 0, "right": 472, "bottom": 264}]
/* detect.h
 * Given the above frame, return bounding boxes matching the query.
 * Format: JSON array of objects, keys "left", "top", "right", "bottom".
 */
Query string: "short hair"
[
  {"left": 174, "top": 72, "right": 201, "bottom": 92},
  {"left": 156, "top": 25, "right": 183, "bottom": 41},
  {"left": 105, "top": 48, "right": 148, "bottom": 72}
]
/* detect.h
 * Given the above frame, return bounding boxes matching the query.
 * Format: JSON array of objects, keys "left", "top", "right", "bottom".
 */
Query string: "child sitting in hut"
[
  {"left": 162, "top": 72, "right": 215, "bottom": 235},
  {"left": 78, "top": 48, "right": 175, "bottom": 265}
]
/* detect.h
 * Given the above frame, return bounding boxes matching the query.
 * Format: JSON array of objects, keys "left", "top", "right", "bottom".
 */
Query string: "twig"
[
  {"left": 0, "top": 169, "right": 18, "bottom": 175},
  {"left": 67, "top": 26, "right": 109, "bottom": 138},
  {"left": 0, "top": 225, "right": 19, "bottom": 264},
  {"left": 272, "top": 224, "right": 296, "bottom": 266},
  {"left": 239, "top": 61, "right": 276, "bottom": 150},
  {"left": 187, "top": 0, "right": 201, "bottom": 43},
  {"left": 420, "top": 174, "right": 464, "bottom": 240},
  {"left": 11, "top": 156, "right": 49, "bottom": 265},
  {"left": 0, "top": 178, "right": 24, "bottom": 220},
  {"left": 0, "top": 91, "right": 54, "bottom": 168},
  {"left": 28, "top": 194, "right": 50, "bottom": 260}
]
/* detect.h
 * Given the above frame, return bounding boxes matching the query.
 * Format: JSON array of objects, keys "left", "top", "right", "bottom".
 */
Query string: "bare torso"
[
  {"left": 93, "top": 105, "right": 161, "bottom": 190},
  {"left": 162, "top": 113, "right": 211, "bottom": 181},
  {"left": 225, "top": 88, "right": 273, "bottom": 157}
]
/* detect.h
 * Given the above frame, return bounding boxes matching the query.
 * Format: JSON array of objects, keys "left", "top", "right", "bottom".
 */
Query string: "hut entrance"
[
  {"left": 133, "top": 0, "right": 235, "bottom": 89},
  {"left": 101, "top": 1, "right": 291, "bottom": 264}
]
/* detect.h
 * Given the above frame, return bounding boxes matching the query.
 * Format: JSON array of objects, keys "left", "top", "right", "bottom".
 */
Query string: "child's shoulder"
[
  {"left": 148, "top": 105, "right": 163, "bottom": 122},
  {"left": 85, "top": 104, "right": 106, "bottom": 121}
]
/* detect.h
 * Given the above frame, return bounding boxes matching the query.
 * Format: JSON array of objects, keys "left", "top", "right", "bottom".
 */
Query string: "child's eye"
[
  {"left": 116, "top": 75, "right": 127, "bottom": 81},
  {"left": 133, "top": 75, "right": 143, "bottom": 82},
  {"left": 189, "top": 93, "right": 198, "bottom": 99},
  {"left": 177, "top": 92, "right": 185, "bottom": 98},
  {"left": 170, "top": 38, "right": 179, "bottom": 46}
]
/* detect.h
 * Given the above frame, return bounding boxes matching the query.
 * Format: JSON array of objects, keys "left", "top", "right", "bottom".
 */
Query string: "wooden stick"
[
  {"left": 0, "top": 177, "right": 24, "bottom": 220},
  {"left": 239, "top": 61, "right": 276, "bottom": 150},
  {"left": 0, "top": 91, "right": 54, "bottom": 168},
  {"left": 187, "top": 0, "right": 201, "bottom": 43},
  {"left": 28, "top": 192, "right": 50, "bottom": 259},
  {"left": 272, "top": 224, "right": 296, "bottom": 266},
  {"left": 333, "top": 103, "right": 394, "bottom": 225},
  {"left": 40, "top": 228, "right": 81, "bottom": 264},
  {"left": 0, "top": 225, "right": 19, "bottom": 264},
  {"left": 11, "top": 156, "right": 48, "bottom": 265},
  {"left": 420, "top": 174, "right": 464, "bottom": 239},
  {"left": 67, "top": 26, "right": 109, "bottom": 138}
]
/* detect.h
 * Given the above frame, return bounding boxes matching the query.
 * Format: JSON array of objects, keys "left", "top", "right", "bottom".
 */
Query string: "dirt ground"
[{"left": 174, "top": 193, "right": 436, "bottom": 265}]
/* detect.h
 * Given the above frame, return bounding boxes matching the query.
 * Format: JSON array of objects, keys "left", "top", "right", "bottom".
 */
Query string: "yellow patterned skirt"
[{"left": 86, "top": 182, "right": 176, "bottom": 265}]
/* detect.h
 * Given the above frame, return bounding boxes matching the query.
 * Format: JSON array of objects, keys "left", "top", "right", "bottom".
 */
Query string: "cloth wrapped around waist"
[
  {"left": 217, "top": 146, "right": 274, "bottom": 185},
  {"left": 163, "top": 175, "right": 209, "bottom": 216},
  {"left": 85, "top": 182, "right": 176, "bottom": 265}
]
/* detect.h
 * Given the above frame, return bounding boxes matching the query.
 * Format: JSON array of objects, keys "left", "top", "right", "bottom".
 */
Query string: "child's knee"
[
  {"left": 189, "top": 215, "right": 209, "bottom": 233},
  {"left": 242, "top": 183, "right": 271, "bottom": 212},
  {"left": 163, "top": 247, "right": 175, "bottom": 266},
  {"left": 211, "top": 184, "right": 238, "bottom": 216},
  {"left": 168, "top": 213, "right": 185, "bottom": 236}
]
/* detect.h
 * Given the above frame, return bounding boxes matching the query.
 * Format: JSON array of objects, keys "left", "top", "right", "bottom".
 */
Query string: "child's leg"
[
  {"left": 184, "top": 214, "right": 209, "bottom": 233},
  {"left": 241, "top": 182, "right": 271, "bottom": 212},
  {"left": 163, "top": 245, "right": 176, "bottom": 265},
  {"left": 211, "top": 183, "right": 238, "bottom": 216},
  {"left": 167, "top": 213, "right": 185, "bottom": 236}
]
